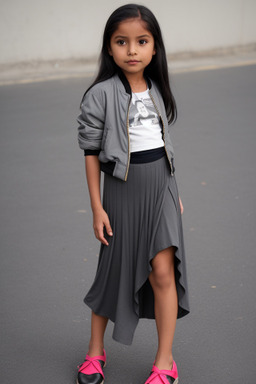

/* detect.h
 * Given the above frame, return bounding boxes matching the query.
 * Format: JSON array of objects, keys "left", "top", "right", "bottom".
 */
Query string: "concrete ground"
[{"left": 0, "top": 55, "right": 256, "bottom": 383}]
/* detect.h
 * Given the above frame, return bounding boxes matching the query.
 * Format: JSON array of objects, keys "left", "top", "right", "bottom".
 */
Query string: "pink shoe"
[
  {"left": 144, "top": 361, "right": 179, "bottom": 384},
  {"left": 77, "top": 349, "right": 106, "bottom": 384}
]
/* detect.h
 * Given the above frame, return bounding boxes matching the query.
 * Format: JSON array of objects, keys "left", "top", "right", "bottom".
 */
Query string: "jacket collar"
[{"left": 117, "top": 70, "right": 152, "bottom": 95}]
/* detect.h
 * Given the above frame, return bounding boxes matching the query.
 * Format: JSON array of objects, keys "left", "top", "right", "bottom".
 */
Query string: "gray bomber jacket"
[{"left": 77, "top": 72, "right": 175, "bottom": 181}]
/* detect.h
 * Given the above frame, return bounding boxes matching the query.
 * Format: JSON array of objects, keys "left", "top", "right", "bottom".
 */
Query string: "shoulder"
[
  {"left": 80, "top": 76, "right": 121, "bottom": 117},
  {"left": 84, "top": 76, "right": 118, "bottom": 100}
]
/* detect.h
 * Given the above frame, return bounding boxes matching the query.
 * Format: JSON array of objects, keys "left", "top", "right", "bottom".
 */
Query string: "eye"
[
  {"left": 139, "top": 39, "right": 147, "bottom": 45},
  {"left": 117, "top": 39, "right": 126, "bottom": 46}
]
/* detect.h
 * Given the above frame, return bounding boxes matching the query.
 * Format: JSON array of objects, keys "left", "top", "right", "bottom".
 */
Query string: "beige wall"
[{"left": 1, "top": 0, "right": 256, "bottom": 65}]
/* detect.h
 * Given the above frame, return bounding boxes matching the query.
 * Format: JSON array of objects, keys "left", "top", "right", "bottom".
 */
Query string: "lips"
[{"left": 126, "top": 60, "right": 140, "bottom": 64}]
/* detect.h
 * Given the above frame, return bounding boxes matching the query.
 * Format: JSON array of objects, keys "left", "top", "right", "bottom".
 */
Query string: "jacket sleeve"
[{"left": 77, "top": 89, "right": 105, "bottom": 156}]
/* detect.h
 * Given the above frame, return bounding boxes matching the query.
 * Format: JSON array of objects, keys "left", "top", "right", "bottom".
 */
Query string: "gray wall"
[{"left": 1, "top": 0, "right": 256, "bottom": 65}]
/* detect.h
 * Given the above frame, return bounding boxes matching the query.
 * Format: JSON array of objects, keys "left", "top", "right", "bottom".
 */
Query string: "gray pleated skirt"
[{"left": 84, "top": 155, "right": 189, "bottom": 345}]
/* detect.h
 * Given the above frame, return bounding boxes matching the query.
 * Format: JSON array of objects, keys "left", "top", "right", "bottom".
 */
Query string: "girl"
[{"left": 76, "top": 4, "right": 189, "bottom": 384}]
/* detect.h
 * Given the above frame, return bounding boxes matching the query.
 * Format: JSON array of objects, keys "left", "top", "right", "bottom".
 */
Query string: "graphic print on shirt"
[
  {"left": 129, "top": 93, "right": 159, "bottom": 128},
  {"left": 128, "top": 89, "right": 165, "bottom": 153}
]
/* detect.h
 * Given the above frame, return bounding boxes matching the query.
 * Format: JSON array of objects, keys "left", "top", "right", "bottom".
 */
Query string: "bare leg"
[
  {"left": 88, "top": 311, "right": 108, "bottom": 356},
  {"left": 149, "top": 247, "right": 178, "bottom": 370}
]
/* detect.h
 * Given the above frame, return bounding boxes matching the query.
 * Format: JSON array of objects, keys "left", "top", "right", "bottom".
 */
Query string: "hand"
[
  {"left": 179, "top": 196, "right": 184, "bottom": 215},
  {"left": 93, "top": 207, "right": 113, "bottom": 246}
]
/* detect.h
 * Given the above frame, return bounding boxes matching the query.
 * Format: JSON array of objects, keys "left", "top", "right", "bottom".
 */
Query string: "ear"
[
  {"left": 153, "top": 47, "right": 156, "bottom": 55},
  {"left": 108, "top": 46, "right": 113, "bottom": 56}
]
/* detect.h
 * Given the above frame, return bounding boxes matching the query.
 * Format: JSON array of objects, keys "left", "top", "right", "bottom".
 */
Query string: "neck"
[{"left": 123, "top": 72, "right": 147, "bottom": 93}]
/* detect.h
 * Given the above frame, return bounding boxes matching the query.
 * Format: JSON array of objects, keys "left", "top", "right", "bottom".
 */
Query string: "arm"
[
  {"left": 77, "top": 89, "right": 105, "bottom": 154},
  {"left": 85, "top": 156, "right": 113, "bottom": 246}
]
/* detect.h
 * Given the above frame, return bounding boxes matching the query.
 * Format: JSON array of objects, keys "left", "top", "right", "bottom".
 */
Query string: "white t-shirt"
[{"left": 129, "top": 89, "right": 165, "bottom": 153}]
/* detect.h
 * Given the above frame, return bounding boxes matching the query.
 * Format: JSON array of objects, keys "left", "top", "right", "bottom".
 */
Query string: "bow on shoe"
[{"left": 78, "top": 355, "right": 104, "bottom": 378}]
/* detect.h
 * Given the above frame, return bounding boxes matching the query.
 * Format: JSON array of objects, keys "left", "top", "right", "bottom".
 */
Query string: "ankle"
[
  {"left": 88, "top": 340, "right": 104, "bottom": 357},
  {"left": 154, "top": 353, "right": 173, "bottom": 370}
]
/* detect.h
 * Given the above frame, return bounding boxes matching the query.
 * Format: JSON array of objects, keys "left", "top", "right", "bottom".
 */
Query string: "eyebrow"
[{"left": 114, "top": 34, "right": 151, "bottom": 39}]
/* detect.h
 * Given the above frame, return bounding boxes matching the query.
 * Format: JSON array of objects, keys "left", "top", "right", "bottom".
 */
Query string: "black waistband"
[
  {"left": 99, "top": 147, "right": 175, "bottom": 177},
  {"left": 130, "top": 147, "right": 166, "bottom": 164}
]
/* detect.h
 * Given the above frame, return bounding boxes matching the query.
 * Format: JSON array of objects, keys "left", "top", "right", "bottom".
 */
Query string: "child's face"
[{"left": 108, "top": 18, "right": 156, "bottom": 79}]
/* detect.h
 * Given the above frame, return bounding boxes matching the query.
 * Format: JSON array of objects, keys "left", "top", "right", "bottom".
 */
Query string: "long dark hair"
[{"left": 84, "top": 3, "right": 177, "bottom": 124}]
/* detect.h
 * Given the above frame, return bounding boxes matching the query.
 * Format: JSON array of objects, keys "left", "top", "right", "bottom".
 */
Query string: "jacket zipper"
[
  {"left": 148, "top": 90, "right": 174, "bottom": 176},
  {"left": 124, "top": 95, "right": 132, "bottom": 181}
]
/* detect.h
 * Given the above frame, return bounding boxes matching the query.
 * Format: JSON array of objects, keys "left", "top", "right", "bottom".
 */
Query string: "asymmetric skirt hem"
[{"left": 84, "top": 156, "right": 189, "bottom": 345}]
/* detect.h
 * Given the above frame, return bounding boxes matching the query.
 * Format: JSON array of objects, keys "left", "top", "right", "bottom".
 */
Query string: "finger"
[
  {"left": 104, "top": 220, "right": 113, "bottom": 236},
  {"left": 97, "top": 227, "right": 109, "bottom": 246}
]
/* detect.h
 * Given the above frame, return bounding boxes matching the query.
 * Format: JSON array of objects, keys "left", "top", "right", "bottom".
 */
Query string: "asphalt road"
[{"left": 0, "top": 64, "right": 256, "bottom": 384}]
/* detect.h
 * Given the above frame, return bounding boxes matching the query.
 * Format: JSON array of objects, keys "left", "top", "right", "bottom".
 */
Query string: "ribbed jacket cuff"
[{"left": 84, "top": 149, "right": 101, "bottom": 156}]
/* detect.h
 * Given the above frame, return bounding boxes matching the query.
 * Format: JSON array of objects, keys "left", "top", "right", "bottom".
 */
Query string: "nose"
[{"left": 127, "top": 42, "right": 137, "bottom": 56}]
